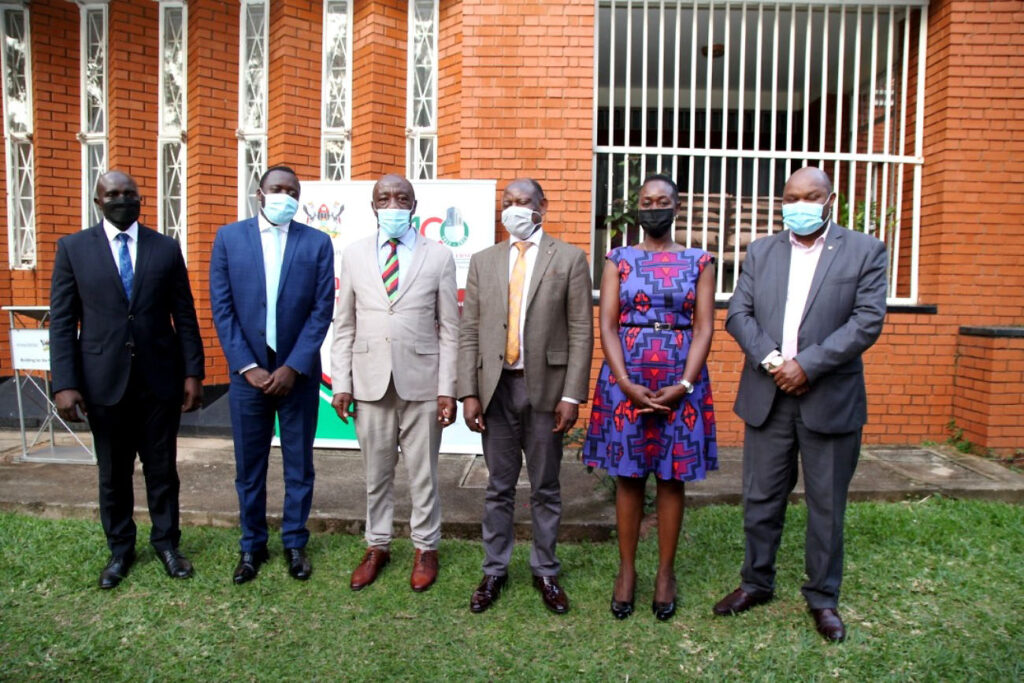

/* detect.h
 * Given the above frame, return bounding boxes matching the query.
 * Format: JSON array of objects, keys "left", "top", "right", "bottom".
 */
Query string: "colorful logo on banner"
[{"left": 300, "top": 200, "right": 469, "bottom": 247}]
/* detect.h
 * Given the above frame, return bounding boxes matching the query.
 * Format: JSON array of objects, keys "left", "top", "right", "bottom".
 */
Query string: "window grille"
[
  {"left": 593, "top": 0, "right": 928, "bottom": 303},
  {"left": 322, "top": 0, "right": 352, "bottom": 180},
  {"left": 238, "top": 0, "right": 268, "bottom": 219},
  {"left": 1, "top": 3, "right": 34, "bottom": 267},
  {"left": 407, "top": 0, "right": 437, "bottom": 180},
  {"left": 80, "top": 3, "right": 107, "bottom": 228},
  {"left": 158, "top": 1, "right": 187, "bottom": 254}
]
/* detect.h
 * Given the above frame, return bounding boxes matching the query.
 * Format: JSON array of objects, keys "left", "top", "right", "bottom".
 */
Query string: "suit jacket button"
[
  {"left": 127, "top": 314, "right": 134, "bottom": 321},
  {"left": 259, "top": 330, "right": 265, "bottom": 337}
]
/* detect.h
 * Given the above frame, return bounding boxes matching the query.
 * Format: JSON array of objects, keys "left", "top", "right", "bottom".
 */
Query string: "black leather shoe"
[
  {"left": 532, "top": 575, "right": 570, "bottom": 615},
  {"left": 285, "top": 547, "right": 312, "bottom": 581},
  {"left": 99, "top": 550, "right": 135, "bottom": 589},
  {"left": 470, "top": 574, "right": 507, "bottom": 613},
  {"left": 811, "top": 607, "right": 847, "bottom": 642},
  {"left": 652, "top": 598, "right": 677, "bottom": 621},
  {"left": 713, "top": 587, "right": 774, "bottom": 616},
  {"left": 233, "top": 548, "right": 269, "bottom": 585},
  {"left": 157, "top": 548, "right": 193, "bottom": 579},
  {"left": 610, "top": 596, "right": 635, "bottom": 620}
]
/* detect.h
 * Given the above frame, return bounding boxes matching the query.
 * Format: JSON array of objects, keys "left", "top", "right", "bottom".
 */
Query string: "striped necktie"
[
  {"left": 505, "top": 241, "right": 532, "bottom": 365},
  {"left": 382, "top": 238, "right": 400, "bottom": 301}
]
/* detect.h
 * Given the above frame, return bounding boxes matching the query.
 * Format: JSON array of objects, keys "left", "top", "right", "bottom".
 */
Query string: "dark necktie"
[{"left": 116, "top": 232, "right": 133, "bottom": 298}]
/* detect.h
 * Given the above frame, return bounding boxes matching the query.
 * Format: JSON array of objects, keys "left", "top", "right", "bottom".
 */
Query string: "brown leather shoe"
[
  {"left": 350, "top": 546, "right": 390, "bottom": 591},
  {"left": 410, "top": 549, "right": 439, "bottom": 592},
  {"left": 712, "top": 587, "right": 774, "bottom": 616},
  {"left": 470, "top": 574, "right": 507, "bottom": 613},
  {"left": 811, "top": 608, "right": 847, "bottom": 642},
  {"left": 532, "top": 575, "right": 570, "bottom": 615}
]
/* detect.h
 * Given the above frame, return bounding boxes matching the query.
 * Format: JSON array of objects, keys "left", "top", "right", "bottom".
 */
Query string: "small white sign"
[{"left": 11, "top": 329, "right": 51, "bottom": 370}]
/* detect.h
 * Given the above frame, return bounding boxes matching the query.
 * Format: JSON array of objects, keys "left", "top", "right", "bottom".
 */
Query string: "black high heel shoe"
[
  {"left": 610, "top": 594, "right": 635, "bottom": 620},
  {"left": 652, "top": 597, "right": 677, "bottom": 621}
]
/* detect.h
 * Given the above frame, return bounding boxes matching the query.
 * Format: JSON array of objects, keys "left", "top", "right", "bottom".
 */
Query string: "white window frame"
[
  {"left": 157, "top": 0, "right": 187, "bottom": 256},
  {"left": 406, "top": 0, "right": 438, "bottom": 180},
  {"left": 237, "top": 0, "right": 268, "bottom": 219},
  {"left": 1, "top": 2, "right": 35, "bottom": 268},
  {"left": 79, "top": 1, "right": 108, "bottom": 229},
  {"left": 593, "top": 0, "right": 929, "bottom": 305},
  {"left": 321, "top": 0, "right": 352, "bottom": 180}
]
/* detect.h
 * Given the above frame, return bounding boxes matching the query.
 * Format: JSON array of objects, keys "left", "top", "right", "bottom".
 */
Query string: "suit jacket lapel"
[
  {"left": 391, "top": 234, "right": 428, "bottom": 305},
  {"left": 524, "top": 234, "right": 555, "bottom": 312},
  {"left": 243, "top": 217, "right": 267, "bottom": 292},
  {"left": 130, "top": 226, "right": 153, "bottom": 307},
  {"left": 769, "top": 231, "right": 790, "bottom": 343},
  {"left": 277, "top": 220, "right": 299, "bottom": 295},
  {"left": 92, "top": 225, "right": 129, "bottom": 306},
  {"left": 800, "top": 223, "right": 843, "bottom": 324}
]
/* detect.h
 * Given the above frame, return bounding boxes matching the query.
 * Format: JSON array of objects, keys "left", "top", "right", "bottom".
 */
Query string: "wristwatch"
[
  {"left": 761, "top": 351, "right": 785, "bottom": 372},
  {"left": 679, "top": 379, "right": 694, "bottom": 394}
]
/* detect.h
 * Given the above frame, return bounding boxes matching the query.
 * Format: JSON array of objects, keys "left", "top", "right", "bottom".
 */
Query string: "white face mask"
[{"left": 501, "top": 205, "right": 539, "bottom": 240}]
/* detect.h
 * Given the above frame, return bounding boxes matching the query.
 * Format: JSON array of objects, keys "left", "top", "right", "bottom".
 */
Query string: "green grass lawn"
[{"left": 1, "top": 497, "right": 1021, "bottom": 681}]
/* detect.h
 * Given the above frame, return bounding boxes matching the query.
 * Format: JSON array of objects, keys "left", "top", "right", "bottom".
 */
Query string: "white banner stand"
[{"left": 4, "top": 306, "right": 94, "bottom": 464}]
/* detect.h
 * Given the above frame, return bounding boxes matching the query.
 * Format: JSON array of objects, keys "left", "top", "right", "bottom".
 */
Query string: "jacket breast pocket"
[
  {"left": 415, "top": 341, "right": 439, "bottom": 355},
  {"left": 547, "top": 350, "right": 568, "bottom": 366}
]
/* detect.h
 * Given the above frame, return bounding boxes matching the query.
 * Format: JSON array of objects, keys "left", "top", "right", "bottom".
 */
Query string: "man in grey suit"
[
  {"left": 458, "top": 178, "right": 593, "bottom": 614},
  {"left": 331, "top": 174, "right": 459, "bottom": 593},
  {"left": 713, "top": 167, "right": 887, "bottom": 642}
]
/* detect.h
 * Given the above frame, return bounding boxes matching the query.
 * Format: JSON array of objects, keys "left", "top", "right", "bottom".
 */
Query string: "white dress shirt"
[
  {"left": 102, "top": 219, "right": 138, "bottom": 271},
  {"left": 239, "top": 212, "right": 289, "bottom": 374},
  {"left": 781, "top": 225, "right": 829, "bottom": 360},
  {"left": 376, "top": 224, "right": 418, "bottom": 290}
]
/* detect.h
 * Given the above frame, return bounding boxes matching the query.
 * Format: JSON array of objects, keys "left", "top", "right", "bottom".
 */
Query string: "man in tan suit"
[
  {"left": 332, "top": 174, "right": 459, "bottom": 593},
  {"left": 458, "top": 178, "right": 593, "bottom": 614}
]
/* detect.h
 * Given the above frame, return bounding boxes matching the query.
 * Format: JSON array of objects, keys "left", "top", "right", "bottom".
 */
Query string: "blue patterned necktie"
[{"left": 115, "top": 232, "right": 133, "bottom": 298}]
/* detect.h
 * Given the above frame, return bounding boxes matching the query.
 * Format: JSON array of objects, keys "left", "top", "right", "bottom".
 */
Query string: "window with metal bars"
[
  {"left": 159, "top": 1, "right": 187, "bottom": 255},
  {"left": 238, "top": 0, "right": 268, "bottom": 219},
  {"left": 594, "top": 0, "right": 928, "bottom": 303},
  {"left": 1, "top": 3, "right": 34, "bottom": 268},
  {"left": 407, "top": 0, "right": 438, "bottom": 180},
  {"left": 80, "top": 3, "right": 107, "bottom": 229},
  {"left": 322, "top": 0, "right": 352, "bottom": 181}
]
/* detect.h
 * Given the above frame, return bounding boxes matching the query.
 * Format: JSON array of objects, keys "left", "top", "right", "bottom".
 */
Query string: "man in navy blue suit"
[
  {"left": 210, "top": 165, "right": 334, "bottom": 584},
  {"left": 50, "top": 170, "right": 204, "bottom": 589}
]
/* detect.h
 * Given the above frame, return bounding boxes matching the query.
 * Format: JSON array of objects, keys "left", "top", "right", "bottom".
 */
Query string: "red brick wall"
[
  {"left": 953, "top": 333, "right": 1024, "bottom": 455},
  {"left": 350, "top": 0, "right": 407, "bottom": 177},
  {"left": 3, "top": 1, "right": 1022, "bottom": 452},
  {"left": 268, "top": 0, "right": 321, "bottom": 179}
]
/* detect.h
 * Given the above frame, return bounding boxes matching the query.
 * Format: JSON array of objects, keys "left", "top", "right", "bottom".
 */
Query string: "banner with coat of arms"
[{"left": 299, "top": 180, "right": 497, "bottom": 453}]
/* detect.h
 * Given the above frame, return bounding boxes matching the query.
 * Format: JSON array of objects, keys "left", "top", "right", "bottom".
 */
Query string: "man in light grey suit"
[
  {"left": 713, "top": 167, "right": 887, "bottom": 642},
  {"left": 331, "top": 174, "right": 459, "bottom": 593},
  {"left": 458, "top": 178, "right": 593, "bottom": 615}
]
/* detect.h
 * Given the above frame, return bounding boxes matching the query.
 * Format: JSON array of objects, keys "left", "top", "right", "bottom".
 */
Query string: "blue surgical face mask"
[
  {"left": 782, "top": 200, "right": 832, "bottom": 236},
  {"left": 378, "top": 208, "right": 412, "bottom": 238},
  {"left": 261, "top": 193, "right": 298, "bottom": 225}
]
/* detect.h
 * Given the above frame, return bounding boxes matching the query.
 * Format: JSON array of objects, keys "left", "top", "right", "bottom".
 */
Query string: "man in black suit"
[{"left": 50, "top": 170, "right": 205, "bottom": 589}]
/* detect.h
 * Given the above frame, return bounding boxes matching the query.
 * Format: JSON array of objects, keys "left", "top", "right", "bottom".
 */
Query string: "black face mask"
[
  {"left": 102, "top": 197, "right": 141, "bottom": 230},
  {"left": 637, "top": 208, "right": 675, "bottom": 239}
]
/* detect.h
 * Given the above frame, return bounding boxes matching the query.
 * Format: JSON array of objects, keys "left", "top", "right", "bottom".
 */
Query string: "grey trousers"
[
  {"left": 740, "top": 392, "right": 861, "bottom": 609},
  {"left": 480, "top": 371, "right": 563, "bottom": 577},
  {"left": 355, "top": 379, "right": 442, "bottom": 551}
]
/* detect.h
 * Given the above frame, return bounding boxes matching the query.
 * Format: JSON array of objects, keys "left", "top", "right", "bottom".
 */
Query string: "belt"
[
  {"left": 502, "top": 368, "right": 525, "bottom": 376},
  {"left": 625, "top": 322, "right": 692, "bottom": 331}
]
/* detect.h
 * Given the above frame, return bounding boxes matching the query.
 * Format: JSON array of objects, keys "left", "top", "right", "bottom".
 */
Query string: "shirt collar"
[
  {"left": 103, "top": 219, "right": 139, "bottom": 243},
  {"left": 788, "top": 223, "right": 829, "bottom": 250},
  {"left": 257, "top": 211, "right": 289, "bottom": 233},
  {"left": 510, "top": 226, "right": 545, "bottom": 248},
  {"left": 377, "top": 225, "right": 417, "bottom": 250}
]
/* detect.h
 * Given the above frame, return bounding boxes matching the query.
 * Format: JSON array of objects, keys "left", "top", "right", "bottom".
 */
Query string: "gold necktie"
[{"left": 505, "top": 241, "right": 532, "bottom": 365}]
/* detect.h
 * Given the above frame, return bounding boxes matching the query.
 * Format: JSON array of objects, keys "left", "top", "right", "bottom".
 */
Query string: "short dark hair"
[
  {"left": 641, "top": 174, "right": 679, "bottom": 197},
  {"left": 525, "top": 178, "right": 545, "bottom": 200},
  {"left": 259, "top": 165, "right": 298, "bottom": 190}
]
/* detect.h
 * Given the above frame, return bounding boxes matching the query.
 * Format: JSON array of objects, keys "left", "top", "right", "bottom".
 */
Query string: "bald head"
[
  {"left": 785, "top": 167, "right": 833, "bottom": 196},
  {"left": 94, "top": 170, "right": 141, "bottom": 230},
  {"left": 372, "top": 173, "right": 416, "bottom": 216}
]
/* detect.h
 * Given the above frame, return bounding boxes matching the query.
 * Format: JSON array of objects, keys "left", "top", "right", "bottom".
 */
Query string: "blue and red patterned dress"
[{"left": 583, "top": 246, "right": 717, "bottom": 482}]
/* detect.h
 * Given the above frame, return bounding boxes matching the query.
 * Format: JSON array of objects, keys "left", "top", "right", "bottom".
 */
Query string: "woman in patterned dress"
[{"left": 583, "top": 175, "right": 717, "bottom": 621}]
